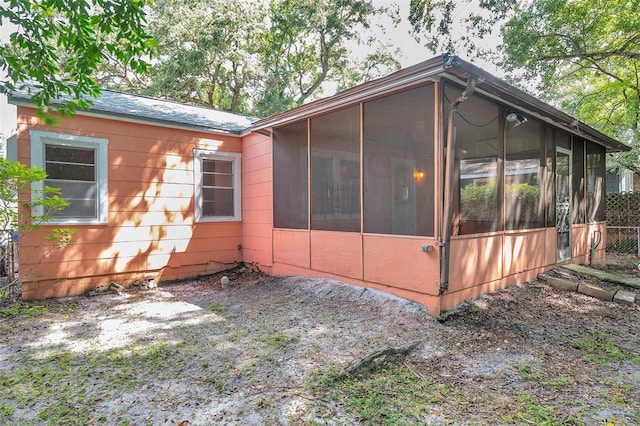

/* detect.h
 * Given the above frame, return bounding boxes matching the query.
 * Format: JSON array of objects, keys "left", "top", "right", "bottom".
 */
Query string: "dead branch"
[{"left": 335, "top": 341, "right": 421, "bottom": 380}]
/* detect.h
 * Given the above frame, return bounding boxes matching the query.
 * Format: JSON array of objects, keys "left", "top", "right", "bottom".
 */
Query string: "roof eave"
[
  {"left": 443, "top": 58, "right": 631, "bottom": 153},
  {"left": 251, "top": 55, "right": 447, "bottom": 131},
  {"left": 252, "top": 54, "right": 630, "bottom": 153},
  {"left": 9, "top": 96, "right": 251, "bottom": 137}
]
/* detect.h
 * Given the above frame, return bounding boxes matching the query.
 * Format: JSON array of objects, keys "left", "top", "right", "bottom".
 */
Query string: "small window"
[
  {"left": 30, "top": 130, "right": 108, "bottom": 224},
  {"left": 194, "top": 150, "right": 241, "bottom": 222}
]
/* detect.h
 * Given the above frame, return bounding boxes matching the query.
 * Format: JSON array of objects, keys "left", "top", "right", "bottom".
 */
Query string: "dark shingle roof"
[{"left": 10, "top": 87, "right": 256, "bottom": 135}]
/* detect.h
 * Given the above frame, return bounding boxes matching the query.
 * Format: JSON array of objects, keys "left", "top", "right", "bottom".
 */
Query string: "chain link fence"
[
  {"left": 1, "top": 228, "right": 18, "bottom": 303},
  {"left": 606, "top": 192, "right": 640, "bottom": 256},
  {"left": 606, "top": 226, "right": 640, "bottom": 256}
]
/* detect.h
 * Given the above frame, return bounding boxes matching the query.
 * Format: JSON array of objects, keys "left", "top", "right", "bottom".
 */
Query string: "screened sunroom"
[{"left": 251, "top": 54, "right": 628, "bottom": 316}]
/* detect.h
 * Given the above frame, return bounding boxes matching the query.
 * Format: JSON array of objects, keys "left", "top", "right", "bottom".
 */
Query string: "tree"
[
  {"left": 112, "top": 0, "right": 400, "bottom": 116},
  {"left": 131, "top": 0, "right": 265, "bottom": 113},
  {"left": 409, "top": 0, "right": 637, "bottom": 173},
  {"left": 0, "top": 158, "right": 72, "bottom": 302},
  {"left": 255, "top": 0, "right": 401, "bottom": 116},
  {"left": 498, "top": 0, "right": 640, "bottom": 174},
  {"left": 407, "top": 0, "right": 512, "bottom": 58},
  {"left": 1, "top": 1, "right": 153, "bottom": 302},
  {"left": 0, "top": 0, "right": 155, "bottom": 119}
]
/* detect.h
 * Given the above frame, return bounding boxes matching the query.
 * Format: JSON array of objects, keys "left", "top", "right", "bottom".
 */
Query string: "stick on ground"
[{"left": 336, "top": 341, "right": 421, "bottom": 380}]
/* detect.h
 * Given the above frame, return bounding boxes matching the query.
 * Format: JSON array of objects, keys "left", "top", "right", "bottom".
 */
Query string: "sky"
[
  {"left": 0, "top": 0, "right": 503, "bottom": 148},
  {"left": 0, "top": 9, "right": 17, "bottom": 144}
]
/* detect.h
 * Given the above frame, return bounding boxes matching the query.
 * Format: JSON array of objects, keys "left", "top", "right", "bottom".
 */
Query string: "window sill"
[{"left": 196, "top": 216, "right": 242, "bottom": 223}]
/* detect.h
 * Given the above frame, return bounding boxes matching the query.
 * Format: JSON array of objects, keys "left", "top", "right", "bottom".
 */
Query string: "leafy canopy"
[
  {"left": 97, "top": 0, "right": 400, "bottom": 116},
  {"left": 136, "top": 0, "right": 264, "bottom": 114},
  {"left": 0, "top": 0, "right": 156, "bottom": 119},
  {"left": 409, "top": 0, "right": 638, "bottom": 173},
  {"left": 499, "top": 0, "right": 640, "bottom": 174},
  {"left": 255, "top": 0, "right": 401, "bottom": 116}
]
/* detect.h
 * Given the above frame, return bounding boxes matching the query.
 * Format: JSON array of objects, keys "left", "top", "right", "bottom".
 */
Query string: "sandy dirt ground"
[{"left": 0, "top": 259, "right": 639, "bottom": 425}]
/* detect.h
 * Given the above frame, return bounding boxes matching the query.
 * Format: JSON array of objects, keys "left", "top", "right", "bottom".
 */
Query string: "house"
[
  {"left": 10, "top": 54, "right": 629, "bottom": 317},
  {"left": 606, "top": 169, "right": 638, "bottom": 193},
  {"left": 10, "top": 88, "right": 258, "bottom": 299}
]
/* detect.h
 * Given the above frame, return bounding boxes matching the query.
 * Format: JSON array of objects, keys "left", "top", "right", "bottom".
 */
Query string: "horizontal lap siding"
[
  {"left": 17, "top": 108, "right": 243, "bottom": 299},
  {"left": 241, "top": 133, "right": 273, "bottom": 270}
]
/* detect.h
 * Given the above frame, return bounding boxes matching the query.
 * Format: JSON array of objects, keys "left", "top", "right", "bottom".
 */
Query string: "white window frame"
[
  {"left": 194, "top": 149, "right": 242, "bottom": 222},
  {"left": 30, "top": 130, "right": 109, "bottom": 225}
]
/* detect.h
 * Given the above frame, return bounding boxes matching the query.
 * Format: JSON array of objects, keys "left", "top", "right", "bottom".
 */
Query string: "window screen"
[
  {"left": 445, "top": 84, "right": 502, "bottom": 235},
  {"left": 504, "top": 119, "right": 544, "bottom": 230},
  {"left": 572, "top": 140, "right": 586, "bottom": 224},
  {"left": 586, "top": 142, "right": 606, "bottom": 222},
  {"left": 363, "top": 84, "right": 435, "bottom": 236},
  {"left": 310, "top": 106, "right": 361, "bottom": 232},
  {"left": 545, "top": 127, "right": 555, "bottom": 227},
  {"left": 273, "top": 121, "right": 308, "bottom": 229},
  {"left": 202, "top": 159, "right": 235, "bottom": 217},
  {"left": 45, "top": 144, "right": 97, "bottom": 218}
]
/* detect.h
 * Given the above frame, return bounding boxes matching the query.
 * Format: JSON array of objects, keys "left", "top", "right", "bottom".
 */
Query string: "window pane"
[
  {"left": 203, "top": 201, "right": 234, "bottom": 216},
  {"left": 446, "top": 84, "right": 502, "bottom": 235},
  {"left": 203, "top": 160, "right": 232, "bottom": 174},
  {"left": 45, "top": 145, "right": 95, "bottom": 164},
  {"left": 202, "top": 187, "right": 234, "bottom": 216},
  {"left": 46, "top": 163, "right": 95, "bottom": 181},
  {"left": 310, "top": 106, "right": 360, "bottom": 232},
  {"left": 203, "top": 188, "right": 234, "bottom": 203},
  {"left": 505, "top": 119, "right": 544, "bottom": 230},
  {"left": 203, "top": 173, "right": 233, "bottom": 187},
  {"left": 44, "top": 144, "right": 98, "bottom": 219},
  {"left": 363, "top": 84, "right": 435, "bottom": 236},
  {"left": 273, "top": 121, "right": 308, "bottom": 229},
  {"left": 201, "top": 158, "right": 235, "bottom": 218},
  {"left": 572, "top": 140, "right": 585, "bottom": 224},
  {"left": 587, "top": 142, "right": 605, "bottom": 222},
  {"left": 45, "top": 145, "right": 96, "bottom": 181},
  {"left": 47, "top": 180, "right": 96, "bottom": 218}
]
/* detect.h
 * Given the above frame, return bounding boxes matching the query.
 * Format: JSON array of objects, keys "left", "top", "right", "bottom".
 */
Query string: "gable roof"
[
  {"left": 252, "top": 54, "right": 630, "bottom": 153},
  {"left": 10, "top": 87, "right": 257, "bottom": 136}
]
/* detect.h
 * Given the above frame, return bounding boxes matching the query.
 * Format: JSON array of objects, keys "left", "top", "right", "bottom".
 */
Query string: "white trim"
[
  {"left": 194, "top": 149, "right": 242, "bottom": 222},
  {"left": 30, "top": 130, "right": 109, "bottom": 224}
]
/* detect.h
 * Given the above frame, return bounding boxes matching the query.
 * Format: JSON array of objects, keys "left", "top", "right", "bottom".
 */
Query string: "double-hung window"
[
  {"left": 30, "top": 130, "right": 109, "bottom": 224},
  {"left": 194, "top": 149, "right": 241, "bottom": 222}
]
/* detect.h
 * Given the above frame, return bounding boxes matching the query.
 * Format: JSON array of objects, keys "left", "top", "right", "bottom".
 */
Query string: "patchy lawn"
[{"left": 0, "top": 264, "right": 639, "bottom": 425}]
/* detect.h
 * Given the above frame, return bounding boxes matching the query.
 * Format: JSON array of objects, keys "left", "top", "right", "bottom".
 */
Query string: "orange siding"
[
  {"left": 449, "top": 234, "right": 503, "bottom": 292},
  {"left": 310, "top": 231, "right": 362, "bottom": 280},
  {"left": 503, "top": 230, "right": 547, "bottom": 276},
  {"left": 545, "top": 227, "right": 557, "bottom": 266},
  {"left": 445, "top": 230, "right": 554, "bottom": 312},
  {"left": 17, "top": 107, "right": 243, "bottom": 299},
  {"left": 594, "top": 223, "right": 607, "bottom": 264},
  {"left": 241, "top": 132, "right": 273, "bottom": 270},
  {"left": 363, "top": 235, "right": 439, "bottom": 295},
  {"left": 273, "top": 229, "right": 310, "bottom": 269},
  {"left": 572, "top": 222, "right": 606, "bottom": 265}
]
